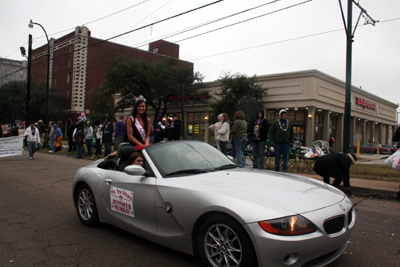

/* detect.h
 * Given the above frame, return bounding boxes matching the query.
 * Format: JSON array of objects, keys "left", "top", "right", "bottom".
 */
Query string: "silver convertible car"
[{"left": 73, "top": 141, "right": 355, "bottom": 267}]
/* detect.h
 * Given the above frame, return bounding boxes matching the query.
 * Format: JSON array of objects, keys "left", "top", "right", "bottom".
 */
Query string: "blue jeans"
[
  {"left": 50, "top": 137, "right": 55, "bottom": 151},
  {"left": 27, "top": 141, "right": 37, "bottom": 158},
  {"left": 230, "top": 139, "right": 236, "bottom": 158},
  {"left": 219, "top": 141, "right": 228, "bottom": 156},
  {"left": 235, "top": 137, "right": 247, "bottom": 167},
  {"left": 86, "top": 139, "right": 93, "bottom": 155},
  {"left": 95, "top": 139, "right": 102, "bottom": 155},
  {"left": 76, "top": 144, "right": 83, "bottom": 158},
  {"left": 104, "top": 142, "right": 112, "bottom": 157},
  {"left": 252, "top": 141, "right": 266, "bottom": 169},
  {"left": 274, "top": 143, "right": 289, "bottom": 172}
]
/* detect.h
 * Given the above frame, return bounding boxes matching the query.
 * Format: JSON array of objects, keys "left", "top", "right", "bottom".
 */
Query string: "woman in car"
[
  {"left": 129, "top": 152, "right": 144, "bottom": 167},
  {"left": 126, "top": 96, "right": 151, "bottom": 148}
]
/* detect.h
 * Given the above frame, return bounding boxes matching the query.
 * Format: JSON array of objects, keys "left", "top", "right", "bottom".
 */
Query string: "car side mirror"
[{"left": 124, "top": 165, "right": 146, "bottom": 175}]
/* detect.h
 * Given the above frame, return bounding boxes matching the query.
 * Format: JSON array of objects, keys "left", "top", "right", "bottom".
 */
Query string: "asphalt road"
[{"left": 0, "top": 150, "right": 399, "bottom": 266}]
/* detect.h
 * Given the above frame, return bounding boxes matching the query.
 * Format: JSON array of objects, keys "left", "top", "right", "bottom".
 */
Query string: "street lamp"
[{"left": 29, "top": 19, "right": 50, "bottom": 147}]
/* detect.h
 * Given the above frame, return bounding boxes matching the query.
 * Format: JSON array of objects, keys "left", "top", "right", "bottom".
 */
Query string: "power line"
[
  {"left": 174, "top": 0, "right": 312, "bottom": 43},
  {"left": 31, "top": 0, "right": 150, "bottom": 41}
]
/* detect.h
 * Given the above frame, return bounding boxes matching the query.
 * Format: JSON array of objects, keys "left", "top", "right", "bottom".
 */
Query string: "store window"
[
  {"left": 265, "top": 111, "right": 275, "bottom": 121},
  {"left": 293, "top": 126, "right": 305, "bottom": 145},
  {"left": 187, "top": 112, "right": 205, "bottom": 140}
]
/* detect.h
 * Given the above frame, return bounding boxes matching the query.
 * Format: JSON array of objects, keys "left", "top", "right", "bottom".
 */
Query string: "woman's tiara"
[{"left": 136, "top": 95, "right": 146, "bottom": 102}]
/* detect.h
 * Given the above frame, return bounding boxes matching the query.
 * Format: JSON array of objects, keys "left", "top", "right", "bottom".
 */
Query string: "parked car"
[
  {"left": 382, "top": 144, "right": 398, "bottom": 154},
  {"left": 351, "top": 142, "right": 391, "bottom": 154},
  {"left": 73, "top": 141, "right": 355, "bottom": 267}
]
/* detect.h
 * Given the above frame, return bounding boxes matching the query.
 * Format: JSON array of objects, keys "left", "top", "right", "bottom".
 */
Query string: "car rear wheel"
[
  {"left": 198, "top": 214, "right": 257, "bottom": 267},
  {"left": 75, "top": 184, "right": 99, "bottom": 227}
]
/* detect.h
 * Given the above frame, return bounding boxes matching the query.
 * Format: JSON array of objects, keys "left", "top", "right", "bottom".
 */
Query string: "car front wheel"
[
  {"left": 75, "top": 184, "right": 99, "bottom": 227},
  {"left": 198, "top": 214, "right": 257, "bottom": 267}
]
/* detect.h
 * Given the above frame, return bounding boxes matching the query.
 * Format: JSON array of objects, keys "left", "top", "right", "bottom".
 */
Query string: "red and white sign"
[
  {"left": 355, "top": 97, "right": 376, "bottom": 110},
  {"left": 110, "top": 186, "right": 134, "bottom": 217}
]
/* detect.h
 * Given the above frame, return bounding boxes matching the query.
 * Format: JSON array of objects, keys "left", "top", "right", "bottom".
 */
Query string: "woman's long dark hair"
[{"left": 132, "top": 99, "right": 149, "bottom": 134}]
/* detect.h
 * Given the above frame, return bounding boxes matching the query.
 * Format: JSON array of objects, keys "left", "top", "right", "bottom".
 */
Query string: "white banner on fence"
[{"left": 0, "top": 136, "right": 24, "bottom": 158}]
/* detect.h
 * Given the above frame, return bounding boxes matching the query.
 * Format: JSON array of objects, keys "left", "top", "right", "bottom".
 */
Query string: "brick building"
[{"left": 31, "top": 26, "right": 193, "bottom": 120}]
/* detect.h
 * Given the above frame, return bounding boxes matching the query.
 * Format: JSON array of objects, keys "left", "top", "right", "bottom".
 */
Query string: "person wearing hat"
[
  {"left": 269, "top": 109, "right": 294, "bottom": 172},
  {"left": 114, "top": 116, "right": 126, "bottom": 150},
  {"left": 166, "top": 114, "right": 182, "bottom": 141},
  {"left": 314, "top": 153, "right": 358, "bottom": 198}
]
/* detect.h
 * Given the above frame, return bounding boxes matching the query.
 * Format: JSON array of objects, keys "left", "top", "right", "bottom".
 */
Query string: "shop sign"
[{"left": 355, "top": 97, "right": 376, "bottom": 110}]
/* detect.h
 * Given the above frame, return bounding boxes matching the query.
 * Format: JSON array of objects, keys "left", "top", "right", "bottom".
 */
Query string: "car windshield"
[{"left": 145, "top": 141, "right": 236, "bottom": 177}]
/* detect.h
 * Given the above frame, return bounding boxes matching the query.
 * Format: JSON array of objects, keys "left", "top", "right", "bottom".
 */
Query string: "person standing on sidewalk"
[
  {"left": 230, "top": 111, "right": 247, "bottom": 168},
  {"left": 217, "top": 113, "right": 230, "bottom": 156},
  {"left": 250, "top": 109, "right": 269, "bottom": 169},
  {"left": 270, "top": 109, "right": 294, "bottom": 172},
  {"left": 67, "top": 118, "right": 78, "bottom": 152},
  {"left": 114, "top": 116, "right": 126, "bottom": 150},
  {"left": 103, "top": 118, "right": 114, "bottom": 157},
  {"left": 48, "top": 122, "right": 55, "bottom": 153},
  {"left": 94, "top": 120, "right": 103, "bottom": 156},
  {"left": 314, "top": 152, "right": 357, "bottom": 198},
  {"left": 84, "top": 120, "right": 94, "bottom": 155},
  {"left": 25, "top": 121, "right": 40, "bottom": 159}
]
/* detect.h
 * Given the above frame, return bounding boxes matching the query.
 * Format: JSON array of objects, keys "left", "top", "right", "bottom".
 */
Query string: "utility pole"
[
  {"left": 339, "top": 0, "right": 376, "bottom": 153},
  {"left": 26, "top": 34, "right": 32, "bottom": 128}
]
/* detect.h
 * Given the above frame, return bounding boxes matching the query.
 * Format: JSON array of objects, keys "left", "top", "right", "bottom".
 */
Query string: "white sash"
[{"left": 131, "top": 116, "right": 146, "bottom": 142}]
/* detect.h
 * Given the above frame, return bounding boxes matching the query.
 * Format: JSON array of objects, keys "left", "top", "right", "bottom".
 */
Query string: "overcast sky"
[{"left": 1, "top": 0, "right": 399, "bottom": 119}]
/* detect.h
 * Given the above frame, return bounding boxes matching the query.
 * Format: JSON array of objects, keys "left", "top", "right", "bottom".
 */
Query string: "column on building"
[
  {"left": 369, "top": 121, "right": 376, "bottom": 143},
  {"left": 336, "top": 113, "right": 344, "bottom": 152},
  {"left": 349, "top": 116, "right": 356, "bottom": 145},
  {"left": 323, "top": 110, "right": 330, "bottom": 142},
  {"left": 305, "top": 107, "right": 315, "bottom": 147},
  {"left": 360, "top": 119, "right": 366, "bottom": 145},
  {"left": 378, "top": 123, "right": 384, "bottom": 145}
]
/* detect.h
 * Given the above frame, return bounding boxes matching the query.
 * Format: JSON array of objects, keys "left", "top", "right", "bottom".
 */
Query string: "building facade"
[
  {"left": 0, "top": 58, "right": 27, "bottom": 86},
  {"left": 140, "top": 70, "right": 397, "bottom": 150},
  {"left": 30, "top": 26, "right": 193, "bottom": 120}
]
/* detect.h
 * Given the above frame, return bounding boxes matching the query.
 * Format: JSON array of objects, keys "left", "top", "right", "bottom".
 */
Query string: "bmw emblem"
[
  {"left": 339, "top": 204, "right": 345, "bottom": 211},
  {"left": 165, "top": 202, "right": 173, "bottom": 213}
]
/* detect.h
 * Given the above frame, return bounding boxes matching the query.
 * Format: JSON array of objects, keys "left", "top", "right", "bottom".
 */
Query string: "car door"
[{"left": 102, "top": 169, "right": 157, "bottom": 234}]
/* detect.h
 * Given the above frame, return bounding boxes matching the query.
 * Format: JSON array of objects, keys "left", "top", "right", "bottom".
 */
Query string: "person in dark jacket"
[
  {"left": 250, "top": 109, "right": 269, "bottom": 169},
  {"left": 167, "top": 114, "right": 181, "bottom": 141},
  {"left": 270, "top": 109, "right": 294, "bottom": 172},
  {"left": 67, "top": 118, "right": 78, "bottom": 152},
  {"left": 153, "top": 114, "right": 166, "bottom": 143},
  {"left": 314, "top": 153, "right": 357, "bottom": 198},
  {"left": 103, "top": 118, "right": 114, "bottom": 157}
]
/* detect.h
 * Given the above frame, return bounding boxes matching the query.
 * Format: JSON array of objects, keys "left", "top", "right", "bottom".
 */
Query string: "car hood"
[{"left": 168, "top": 169, "right": 345, "bottom": 217}]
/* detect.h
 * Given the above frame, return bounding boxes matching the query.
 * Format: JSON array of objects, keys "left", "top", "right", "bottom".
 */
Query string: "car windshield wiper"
[
  {"left": 214, "top": 164, "right": 237, "bottom": 170},
  {"left": 165, "top": 169, "right": 209, "bottom": 177}
]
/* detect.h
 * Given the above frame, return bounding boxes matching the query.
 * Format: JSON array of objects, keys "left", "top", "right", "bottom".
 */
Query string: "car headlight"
[{"left": 259, "top": 215, "right": 317, "bottom": 236}]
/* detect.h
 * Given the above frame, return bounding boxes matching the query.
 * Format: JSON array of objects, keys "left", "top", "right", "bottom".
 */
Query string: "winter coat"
[
  {"left": 209, "top": 114, "right": 223, "bottom": 142},
  {"left": 270, "top": 119, "right": 294, "bottom": 145},
  {"left": 314, "top": 153, "right": 357, "bottom": 182},
  {"left": 217, "top": 121, "right": 230, "bottom": 142},
  {"left": 250, "top": 109, "right": 269, "bottom": 143},
  {"left": 53, "top": 124, "right": 63, "bottom": 139},
  {"left": 103, "top": 122, "right": 114, "bottom": 143},
  {"left": 167, "top": 119, "right": 182, "bottom": 140},
  {"left": 230, "top": 119, "right": 247, "bottom": 141},
  {"left": 25, "top": 126, "right": 40, "bottom": 143}
]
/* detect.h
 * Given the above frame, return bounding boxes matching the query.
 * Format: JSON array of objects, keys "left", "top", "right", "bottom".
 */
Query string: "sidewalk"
[{"left": 302, "top": 153, "right": 400, "bottom": 200}]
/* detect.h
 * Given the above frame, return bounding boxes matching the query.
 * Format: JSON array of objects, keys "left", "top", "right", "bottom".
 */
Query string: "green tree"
[
  {"left": 168, "top": 64, "right": 204, "bottom": 139},
  {"left": 0, "top": 81, "right": 26, "bottom": 123},
  {"left": 93, "top": 56, "right": 205, "bottom": 132},
  {"left": 0, "top": 80, "right": 69, "bottom": 125},
  {"left": 210, "top": 72, "right": 267, "bottom": 123}
]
